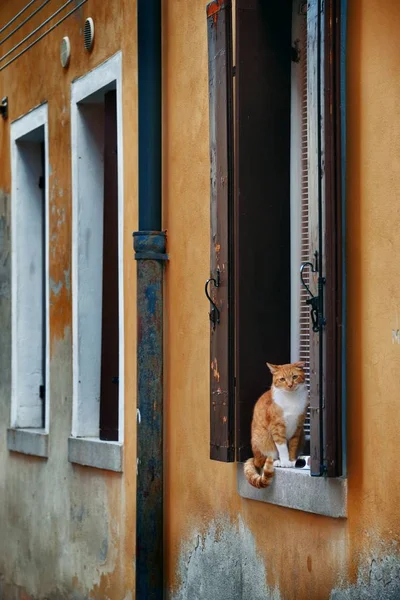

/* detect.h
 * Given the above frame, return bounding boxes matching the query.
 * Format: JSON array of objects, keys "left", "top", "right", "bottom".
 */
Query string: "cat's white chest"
[{"left": 273, "top": 385, "right": 308, "bottom": 440}]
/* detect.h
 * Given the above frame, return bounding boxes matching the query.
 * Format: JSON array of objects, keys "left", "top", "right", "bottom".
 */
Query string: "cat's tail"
[{"left": 244, "top": 457, "right": 274, "bottom": 489}]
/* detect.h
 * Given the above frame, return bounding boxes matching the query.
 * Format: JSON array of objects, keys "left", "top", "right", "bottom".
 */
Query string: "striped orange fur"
[{"left": 244, "top": 362, "right": 308, "bottom": 489}]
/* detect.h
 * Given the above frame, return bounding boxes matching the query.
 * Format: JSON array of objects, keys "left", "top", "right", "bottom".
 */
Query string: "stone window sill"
[
  {"left": 237, "top": 463, "right": 347, "bottom": 518},
  {"left": 68, "top": 437, "right": 123, "bottom": 473},
  {"left": 7, "top": 428, "right": 49, "bottom": 458}
]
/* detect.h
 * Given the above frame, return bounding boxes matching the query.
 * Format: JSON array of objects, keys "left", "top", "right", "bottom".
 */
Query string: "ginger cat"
[{"left": 244, "top": 362, "right": 309, "bottom": 489}]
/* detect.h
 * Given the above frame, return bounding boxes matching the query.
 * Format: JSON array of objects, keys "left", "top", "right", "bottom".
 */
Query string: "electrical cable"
[
  {"left": 0, "top": 0, "right": 39, "bottom": 36},
  {"left": 0, "top": 0, "right": 52, "bottom": 47},
  {"left": 0, "top": 0, "right": 85, "bottom": 65},
  {"left": 0, "top": 0, "right": 87, "bottom": 72}
]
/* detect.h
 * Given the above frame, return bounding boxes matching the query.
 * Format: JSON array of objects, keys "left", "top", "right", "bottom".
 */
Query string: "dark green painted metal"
[
  {"left": 138, "top": 0, "right": 161, "bottom": 231},
  {"left": 134, "top": 231, "right": 167, "bottom": 600},
  {"left": 135, "top": 0, "right": 164, "bottom": 596}
]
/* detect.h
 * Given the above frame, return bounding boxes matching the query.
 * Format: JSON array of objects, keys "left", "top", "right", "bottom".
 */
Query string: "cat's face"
[{"left": 267, "top": 362, "right": 306, "bottom": 391}]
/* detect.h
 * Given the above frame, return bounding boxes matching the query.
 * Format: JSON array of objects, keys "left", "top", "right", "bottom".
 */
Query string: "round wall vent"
[
  {"left": 84, "top": 17, "right": 95, "bottom": 52},
  {"left": 60, "top": 36, "right": 71, "bottom": 68}
]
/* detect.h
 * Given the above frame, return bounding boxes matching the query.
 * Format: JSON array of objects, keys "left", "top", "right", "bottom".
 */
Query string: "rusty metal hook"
[
  {"left": 205, "top": 270, "right": 220, "bottom": 328},
  {"left": 300, "top": 254, "right": 323, "bottom": 333},
  {"left": 300, "top": 261, "right": 316, "bottom": 299}
]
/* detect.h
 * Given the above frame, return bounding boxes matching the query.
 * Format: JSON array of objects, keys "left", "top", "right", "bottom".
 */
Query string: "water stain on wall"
[
  {"left": 171, "top": 516, "right": 281, "bottom": 600},
  {"left": 331, "top": 553, "right": 400, "bottom": 600},
  {"left": 0, "top": 191, "right": 10, "bottom": 300}
]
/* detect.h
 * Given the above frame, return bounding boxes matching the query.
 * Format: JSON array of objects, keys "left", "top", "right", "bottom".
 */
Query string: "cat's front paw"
[{"left": 275, "top": 459, "right": 296, "bottom": 468}]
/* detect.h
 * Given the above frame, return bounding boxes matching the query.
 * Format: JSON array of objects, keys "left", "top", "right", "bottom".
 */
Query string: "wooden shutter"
[
  {"left": 307, "top": 0, "right": 344, "bottom": 477},
  {"left": 322, "top": 0, "right": 344, "bottom": 477},
  {"left": 100, "top": 90, "right": 119, "bottom": 442},
  {"left": 235, "top": 0, "right": 292, "bottom": 462},
  {"left": 207, "top": 0, "right": 235, "bottom": 462}
]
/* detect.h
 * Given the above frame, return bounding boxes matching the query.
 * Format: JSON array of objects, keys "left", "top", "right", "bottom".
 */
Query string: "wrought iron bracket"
[
  {"left": 205, "top": 269, "right": 220, "bottom": 329},
  {"left": 300, "top": 251, "right": 326, "bottom": 333}
]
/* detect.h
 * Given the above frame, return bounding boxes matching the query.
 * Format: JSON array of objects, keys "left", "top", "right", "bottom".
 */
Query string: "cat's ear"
[
  {"left": 266, "top": 363, "right": 279, "bottom": 374},
  {"left": 293, "top": 361, "right": 305, "bottom": 370}
]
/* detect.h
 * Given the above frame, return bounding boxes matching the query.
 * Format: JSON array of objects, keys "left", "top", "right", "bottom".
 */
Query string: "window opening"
[
  {"left": 11, "top": 107, "right": 48, "bottom": 430},
  {"left": 208, "top": 0, "right": 344, "bottom": 475},
  {"left": 71, "top": 54, "right": 124, "bottom": 444},
  {"left": 99, "top": 90, "right": 119, "bottom": 441}
]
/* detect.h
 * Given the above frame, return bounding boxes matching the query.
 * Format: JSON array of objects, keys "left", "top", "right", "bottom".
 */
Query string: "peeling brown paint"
[
  {"left": 211, "top": 357, "right": 220, "bottom": 382},
  {"left": 206, "top": 0, "right": 226, "bottom": 25}
]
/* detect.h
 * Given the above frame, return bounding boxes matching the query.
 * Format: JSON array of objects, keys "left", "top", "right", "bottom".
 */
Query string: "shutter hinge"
[{"left": 300, "top": 251, "right": 326, "bottom": 332}]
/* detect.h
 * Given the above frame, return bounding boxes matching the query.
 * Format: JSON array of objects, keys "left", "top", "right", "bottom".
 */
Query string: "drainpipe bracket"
[{"left": 133, "top": 230, "right": 168, "bottom": 261}]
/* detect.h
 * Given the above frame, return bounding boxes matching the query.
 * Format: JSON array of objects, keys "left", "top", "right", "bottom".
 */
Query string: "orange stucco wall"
[
  {"left": 164, "top": 0, "right": 400, "bottom": 598},
  {"left": 0, "top": 2, "right": 137, "bottom": 598}
]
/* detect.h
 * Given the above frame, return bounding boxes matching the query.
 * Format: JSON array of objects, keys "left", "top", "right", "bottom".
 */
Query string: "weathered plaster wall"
[
  {"left": 0, "top": 1, "right": 137, "bottom": 598},
  {"left": 164, "top": 0, "right": 400, "bottom": 599},
  {"left": 1, "top": 0, "right": 400, "bottom": 598}
]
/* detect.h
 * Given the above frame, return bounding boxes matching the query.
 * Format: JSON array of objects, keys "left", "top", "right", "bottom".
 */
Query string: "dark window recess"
[
  {"left": 235, "top": 0, "right": 292, "bottom": 462},
  {"left": 39, "top": 142, "right": 46, "bottom": 429},
  {"left": 206, "top": 0, "right": 345, "bottom": 475},
  {"left": 99, "top": 89, "right": 119, "bottom": 442}
]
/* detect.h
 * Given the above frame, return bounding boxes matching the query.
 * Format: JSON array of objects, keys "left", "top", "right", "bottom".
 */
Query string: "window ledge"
[
  {"left": 237, "top": 464, "right": 347, "bottom": 518},
  {"left": 7, "top": 428, "right": 49, "bottom": 458},
  {"left": 68, "top": 437, "right": 123, "bottom": 473}
]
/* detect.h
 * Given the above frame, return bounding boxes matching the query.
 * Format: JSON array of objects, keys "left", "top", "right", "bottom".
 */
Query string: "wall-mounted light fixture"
[{"left": 60, "top": 36, "right": 71, "bottom": 68}]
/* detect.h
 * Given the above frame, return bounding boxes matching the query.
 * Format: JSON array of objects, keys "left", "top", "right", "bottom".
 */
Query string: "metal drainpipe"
[{"left": 134, "top": 1, "right": 166, "bottom": 598}]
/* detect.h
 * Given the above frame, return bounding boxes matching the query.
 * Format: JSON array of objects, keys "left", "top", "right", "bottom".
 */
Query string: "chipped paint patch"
[
  {"left": 171, "top": 517, "right": 281, "bottom": 600},
  {"left": 0, "top": 192, "right": 10, "bottom": 300},
  {"left": 64, "top": 268, "right": 71, "bottom": 297},
  {"left": 331, "top": 553, "right": 400, "bottom": 600},
  {"left": 50, "top": 277, "right": 63, "bottom": 296}
]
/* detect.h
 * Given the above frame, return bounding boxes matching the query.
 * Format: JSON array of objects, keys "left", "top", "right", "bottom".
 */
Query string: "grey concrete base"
[
  {"left": 7, "top": 428, "right": 49, "bottom": 458},
  {"left": 68, "top": 437, "right": 123, "bottom": 472},
  {"left": 237, "top": 464, "right": 347, "bottom": 518}
]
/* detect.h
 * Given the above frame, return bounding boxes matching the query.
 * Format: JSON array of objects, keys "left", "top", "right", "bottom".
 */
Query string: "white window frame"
[
  {"left": 9, "top": 103, "right": 50, "bottom": 454},
  {"left": 69, "top": 52, "right": 124, "bottom": 472}
]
